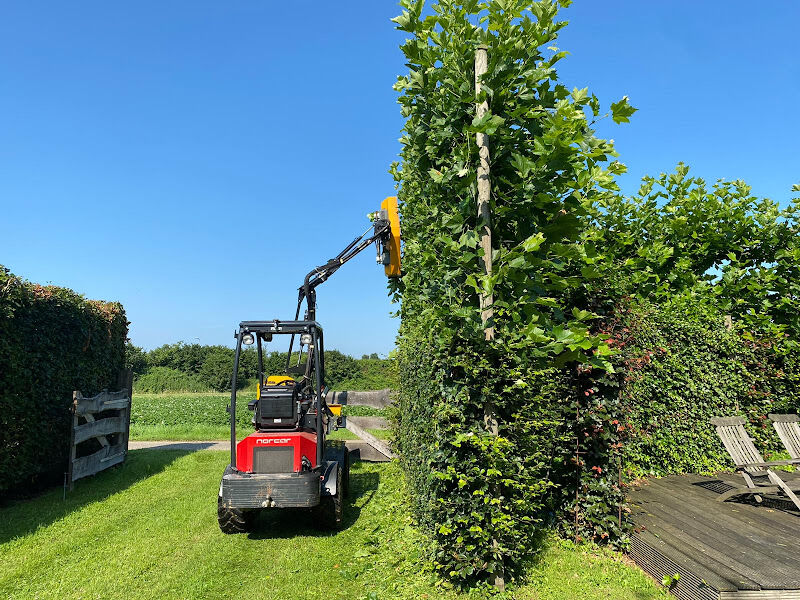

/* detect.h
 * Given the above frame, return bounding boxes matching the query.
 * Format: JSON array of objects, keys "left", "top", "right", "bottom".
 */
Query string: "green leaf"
[
  {"left": 581, "top": 265, "right": 602, "bottom": 279},
  {"left": 571, "top": 87, "right": 588, "bottom": 102},
  {"left": 470, "top": 112, "right": 505, "bottom": 135},
  {"left": 522, "top": 232, "right": 546, "bottom": 252},
  {"left": 572, "top": 308, "right": 594, "bottom": 321},
  {"left": 610, "top": 95, "right": 637, "bottom": 124}
]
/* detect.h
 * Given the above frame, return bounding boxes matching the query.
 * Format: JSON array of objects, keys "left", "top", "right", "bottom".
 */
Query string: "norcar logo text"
[{"left": 256, "top": 438, "right": 291, "bottom": 444}]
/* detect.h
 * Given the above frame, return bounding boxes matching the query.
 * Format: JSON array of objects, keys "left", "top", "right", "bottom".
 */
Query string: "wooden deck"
[{"left": 629, "top": 471, "right": 800, "bottom": 599}]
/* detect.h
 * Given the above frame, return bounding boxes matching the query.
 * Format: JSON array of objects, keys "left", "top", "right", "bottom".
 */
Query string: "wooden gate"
[{"left": 67, "top": 369, "right": 133, "bottom": 489}]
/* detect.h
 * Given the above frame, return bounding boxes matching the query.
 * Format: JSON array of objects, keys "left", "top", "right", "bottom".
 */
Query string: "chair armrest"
[
  {"left": 740, "top": 458, "right": 800, "bottom": 469},
  {"left": 247, "top": 399, "right": 258, "bottom": 410}
]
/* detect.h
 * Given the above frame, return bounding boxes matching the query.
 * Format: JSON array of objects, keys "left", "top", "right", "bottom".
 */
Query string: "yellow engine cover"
[{"left": 258, "top": 375, "right": 295, "bottom": 398}]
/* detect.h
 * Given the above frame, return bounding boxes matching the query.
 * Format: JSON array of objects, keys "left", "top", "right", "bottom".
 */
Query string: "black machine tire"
[
  {"left": 315, "top": 465, "right": 343, "bottom": 529},
  {"left": 217, "top": 498, "right": 256, "bottom": 534}
]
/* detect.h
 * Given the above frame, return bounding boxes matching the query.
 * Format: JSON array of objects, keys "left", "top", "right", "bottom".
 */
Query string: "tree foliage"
[
  {"left": 588, "top": 164, "right": 800, "bottom": 342},
  {"left": 391, "top": 0, "right": 800, "bottom": 588},
  {"left": 392, "top": 0, "right": 634, "bottom": 584},
  {"left": 129, "top": 344, "right": 393, "bottom": 393}
]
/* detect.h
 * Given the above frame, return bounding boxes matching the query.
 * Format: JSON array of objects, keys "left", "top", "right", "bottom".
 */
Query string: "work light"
[
  {"left": 242, "top": 332, "right": 255, "bottom": 346},
  {"left": 300, "top": 333, "right": 313, "bottom": 345}
]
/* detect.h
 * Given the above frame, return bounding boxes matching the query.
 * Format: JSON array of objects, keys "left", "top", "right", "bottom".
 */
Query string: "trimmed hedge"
[
  {"left": 617, "top": 302, "right": 800, "bottom": 475},
  {"left": 391, "top": 0, "right": 800, "bottom": 587},
  {"left": 0, "top": 266, "right": 127, "bottom": 494}
]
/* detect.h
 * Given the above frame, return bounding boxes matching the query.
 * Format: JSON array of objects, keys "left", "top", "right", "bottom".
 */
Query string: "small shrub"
[{"left": 134, "top": 367, "right": 205, "bottom": 393}]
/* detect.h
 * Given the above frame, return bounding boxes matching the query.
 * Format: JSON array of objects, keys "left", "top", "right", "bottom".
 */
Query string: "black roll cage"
[{"left": 230, "top": 320, "right": 326, "bottom": 470}]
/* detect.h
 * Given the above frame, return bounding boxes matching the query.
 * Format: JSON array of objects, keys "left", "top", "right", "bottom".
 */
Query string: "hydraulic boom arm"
[{"left": 286, "top": 197, "right": 400, "bottom": 369}]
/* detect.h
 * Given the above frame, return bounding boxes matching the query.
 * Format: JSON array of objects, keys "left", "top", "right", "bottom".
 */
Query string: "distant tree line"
[{"left": 126, "top": 341, "right": 396, "bottom": 393}]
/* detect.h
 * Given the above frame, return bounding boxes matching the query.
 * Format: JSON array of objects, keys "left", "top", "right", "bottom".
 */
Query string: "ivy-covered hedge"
[
  {"left": 0, "top": 266, "right": 127, "bottom": 495},
  {"left": 545, "top": 299, "right": 800, "bottom": 545},
  {"left": 616, "top": 302, "right": 799, "bottom": 476}
]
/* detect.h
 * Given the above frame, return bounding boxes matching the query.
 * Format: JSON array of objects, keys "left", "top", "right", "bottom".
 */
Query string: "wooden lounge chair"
[
  {"left": 768, "top": 413, "right": 800, "bottom": 460},
  {"left": 710, "top": 416, "right": 800, "bottom": 511}
]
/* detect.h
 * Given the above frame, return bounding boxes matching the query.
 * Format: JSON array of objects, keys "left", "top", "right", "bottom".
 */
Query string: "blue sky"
[{"left": 1, "top": 2, "right": 798, "bottom": 356}]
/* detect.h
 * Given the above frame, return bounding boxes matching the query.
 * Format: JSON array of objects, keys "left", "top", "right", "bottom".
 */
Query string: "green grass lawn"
[
  {"left": 0, "top": 450, "right": 666, "bottom": 600},
  {"left": 366, "top": 428, "right": 391, "bottom": 441}
]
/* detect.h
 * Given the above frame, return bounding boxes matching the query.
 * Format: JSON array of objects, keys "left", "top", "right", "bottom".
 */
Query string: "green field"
[
  {"left": 130, "top": 393, "right": 378, "bottom": 441},
  {"left": 0, "top": 450, "right": 665, "bottom": 600}
]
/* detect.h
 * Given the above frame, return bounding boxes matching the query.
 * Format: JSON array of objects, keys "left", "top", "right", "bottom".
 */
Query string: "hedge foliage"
[
  {"left": 0, "top": 266, "right": 127, "bottom": 494},
  {"left": 614, "top": 302, "right": 800, "bottom": 477},
  {"left": 133, "top": 367, "right": 207, "bottom": 394},
  {"left": 391, "top": 0, "right": 800, "bottom": 588},
  {"left": 542, "top": 299, "right": 800, "bottom": 546}
]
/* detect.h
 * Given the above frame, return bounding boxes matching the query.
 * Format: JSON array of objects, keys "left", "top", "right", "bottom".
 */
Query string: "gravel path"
[{"left": 129, "top": 440, "right": 228, "bottom": 451}]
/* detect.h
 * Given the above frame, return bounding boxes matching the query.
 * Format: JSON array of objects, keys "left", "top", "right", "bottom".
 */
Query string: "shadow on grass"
[
  {"left": 0, "top": 448, "right": 194, "bottom": 546},
  {"left": 247, "top": 469, "right": 381, "bottom": 540}
]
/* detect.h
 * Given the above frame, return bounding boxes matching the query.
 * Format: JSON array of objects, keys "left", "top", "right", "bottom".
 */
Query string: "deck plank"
[
  {"left": 629, "top": 471, "right": 800, "bottom": 598},
  {"left": 636, "top": 479, "right": 800, "bottom": 565}
]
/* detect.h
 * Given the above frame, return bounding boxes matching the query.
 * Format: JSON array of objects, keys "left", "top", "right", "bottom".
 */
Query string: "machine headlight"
[
  {"left": 300, "top": 333, "right": 313, "bottom": 345},
  {"left": 242, "top": 332, "right": 255, "bottom": 346}
]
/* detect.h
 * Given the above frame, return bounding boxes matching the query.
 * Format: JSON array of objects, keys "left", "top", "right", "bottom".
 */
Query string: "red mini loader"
[{"left": 217, "top": 198, "right": 400, "bottom": 533}]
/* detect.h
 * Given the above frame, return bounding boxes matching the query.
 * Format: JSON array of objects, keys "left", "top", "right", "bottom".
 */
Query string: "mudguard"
[{"left": 321, "top": 460, "right": 338, "bottom": 497}]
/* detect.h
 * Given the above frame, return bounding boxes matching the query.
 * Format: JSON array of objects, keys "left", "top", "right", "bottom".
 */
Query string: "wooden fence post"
[
  {"left": 68, "top": 392, "right": 78, "bottom": 491},
  {"left": 475, "top": 45, "right": 494, "bottom": 342},
  {"left": 118, "top": 368, "right": 133, "bottom": 456}
]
